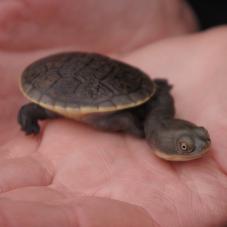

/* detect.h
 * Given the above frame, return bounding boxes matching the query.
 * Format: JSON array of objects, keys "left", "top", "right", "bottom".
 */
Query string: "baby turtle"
[{"left": 18, "top": 52, "right": 211, "bottom": 161}]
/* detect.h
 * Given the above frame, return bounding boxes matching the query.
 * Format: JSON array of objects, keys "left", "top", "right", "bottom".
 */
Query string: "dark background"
[{"left": 187, "top": 0, "right": 227, "bottom": 29}]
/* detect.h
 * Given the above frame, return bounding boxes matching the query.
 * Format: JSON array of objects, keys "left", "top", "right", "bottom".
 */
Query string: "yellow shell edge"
[{"left": 20, "top": 78, "right": 156, "bottom": 120}]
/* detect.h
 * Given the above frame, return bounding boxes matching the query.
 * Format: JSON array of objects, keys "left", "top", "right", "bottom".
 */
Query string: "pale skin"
[{"left": 0, "top": 1, "right": 227, "bottom": 227}]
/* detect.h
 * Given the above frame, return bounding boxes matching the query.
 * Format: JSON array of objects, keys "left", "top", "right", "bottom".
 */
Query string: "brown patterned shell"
[{"left": 20, "top": 52, "right": 155, "bottom": 117}]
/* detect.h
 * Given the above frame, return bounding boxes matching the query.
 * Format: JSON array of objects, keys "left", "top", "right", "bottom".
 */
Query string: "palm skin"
[
  {"left": 0, "top": 1, "right": 227, "bottom": 227},
  {"left": 0, "top": 0, "right": 197, "bottom": 52}
]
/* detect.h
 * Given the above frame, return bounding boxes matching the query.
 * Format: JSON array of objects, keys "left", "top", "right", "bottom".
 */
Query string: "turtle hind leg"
[
  {"left": 85, "top": 111, "right": 145, "bottom": 138},
  {"left": 18, "top": 103, "right": 58, "bottom": 135}
]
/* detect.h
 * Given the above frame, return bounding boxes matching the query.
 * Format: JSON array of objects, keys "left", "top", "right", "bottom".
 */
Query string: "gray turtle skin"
[{"left": 18, "top": 52, "right": 211, "bottom": 161}]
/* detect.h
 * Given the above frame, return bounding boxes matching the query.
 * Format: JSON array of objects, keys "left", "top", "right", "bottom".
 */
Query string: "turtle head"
[{"left": 146, "top": 119, "right": 211, "bottom": 161}]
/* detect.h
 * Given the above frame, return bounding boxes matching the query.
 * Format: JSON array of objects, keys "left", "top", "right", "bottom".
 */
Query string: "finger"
[
  {"left": 0, "top": 186, "right": 70, "bottom": 204},
  {"left": 0, "top": 0, "right": 197, "bottom": 52},
  {"left": 0, "top": 155, "right": 54, "bottom": 192},
  {"left": 0, "top": 196, "right": 156, "bottom": 227}
]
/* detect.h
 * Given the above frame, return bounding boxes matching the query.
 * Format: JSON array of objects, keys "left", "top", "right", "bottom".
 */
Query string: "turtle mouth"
[{"left": 153, "top": 146, "right": 210, "bottom": 161}]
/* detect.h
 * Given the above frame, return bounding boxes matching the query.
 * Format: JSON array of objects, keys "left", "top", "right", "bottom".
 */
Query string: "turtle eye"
[
  {"left": 180, "top": 142, "right": 189, "bottom": 151},
  {"left": 177, "top": 140, "right": 194, "bottom": 153}
]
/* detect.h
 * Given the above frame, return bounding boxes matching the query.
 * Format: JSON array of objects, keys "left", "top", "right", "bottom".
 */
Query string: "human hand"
[
  {"left": 0, "top": 26, "right": 226, "bottom": 227},
  {"left": 0, "top": 1, "right": 227, "bottom": 227},
  {"left": 0, "top": 0, "right": 196, "bottom": 52}
]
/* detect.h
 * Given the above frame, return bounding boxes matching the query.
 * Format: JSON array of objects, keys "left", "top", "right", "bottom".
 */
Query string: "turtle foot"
[{"left": 18, "top": 104, "right": 40, "bottom": 135}]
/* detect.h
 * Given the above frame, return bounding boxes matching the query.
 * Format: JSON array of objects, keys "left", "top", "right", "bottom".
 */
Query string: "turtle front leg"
[{"left": 18, "top": 103, "right": 58, "bottom": 135}]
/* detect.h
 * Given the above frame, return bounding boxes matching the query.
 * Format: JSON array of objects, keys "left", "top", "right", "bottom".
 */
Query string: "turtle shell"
[{"left": 20, "top": 52, "right": 155, "bottom": 118}]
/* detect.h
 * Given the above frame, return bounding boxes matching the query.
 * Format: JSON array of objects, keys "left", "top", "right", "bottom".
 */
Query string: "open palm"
[{"left": 0, "top": 1, "right": 226, "bottom": 227}]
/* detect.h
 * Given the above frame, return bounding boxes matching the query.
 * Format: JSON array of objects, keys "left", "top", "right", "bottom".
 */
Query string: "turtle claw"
[
  {"left": 23, "top": 123, "right": 40, "bottom": 135},
  {"left": 18, "top": 104, "right": 40, "bottom": 135},
  {"left": 19, "top": 117, "right": 40, "bottom": 135}
]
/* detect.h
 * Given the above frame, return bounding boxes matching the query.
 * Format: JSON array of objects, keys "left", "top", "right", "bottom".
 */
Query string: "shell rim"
[{"left": 20, "top": 79, "right": 156, "bottom": 115}]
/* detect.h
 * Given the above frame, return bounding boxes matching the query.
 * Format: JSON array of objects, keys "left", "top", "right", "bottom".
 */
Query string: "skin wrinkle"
[
  {"left": 141, "top": 208, "right": 161, "bottom": 227},
  {"left": 95, "top": 145, "right": 114, "bottom": 179},
  {"left": 183, "top": 159, "right": 227, "bottom": 194},
  {"left": 34, "top": 122, "right": 57, "bottom": 177},
  {"left": 203, "top": 194, "right": 224, "bottom": 218},
  {"left": 0, "top": 186, "right": 66, "bottom": 203},
  {"left": 148, "top": 191, "right": 180, "bottom": 227},
  {"left": 32, "top": 154, "right": 55, "bottom": 185},
  {"left": 123, "top": 134, "right": 142, "bottom": 163},
  {"left": 86, "top": 137, "right": 132, "bottom": 198},
  {"left": 57, "top": 202, "right": 80, "bottom": 227},
  {"left": 172, "top": 162, "right": 227, "bottom": 225},
  {"left": 201, "top": 180, "right": 227, "bottom": 215},
  {"left": 184, "top": 189, "right": 204, "bottom": 225},
  {"left": 71, "top": 197, "right": 89, "bottom": 227},
  {"left": 30, "top": 155, "right": 54, "bottom": 182},
  {"left": 51, "top": 180, "right": 86, "bottom": 200},
  {"left": 89, "top": 150, "right": 114, "bottom": 196},
  {"left": 153, "top": 182, "right": 189, "bottom": 226},
  {"left": 36, "top": 120, "right": 64, "bottom": 168},
  {"left": 196, "top": 192, "right": 210, "bottom": 225}
]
